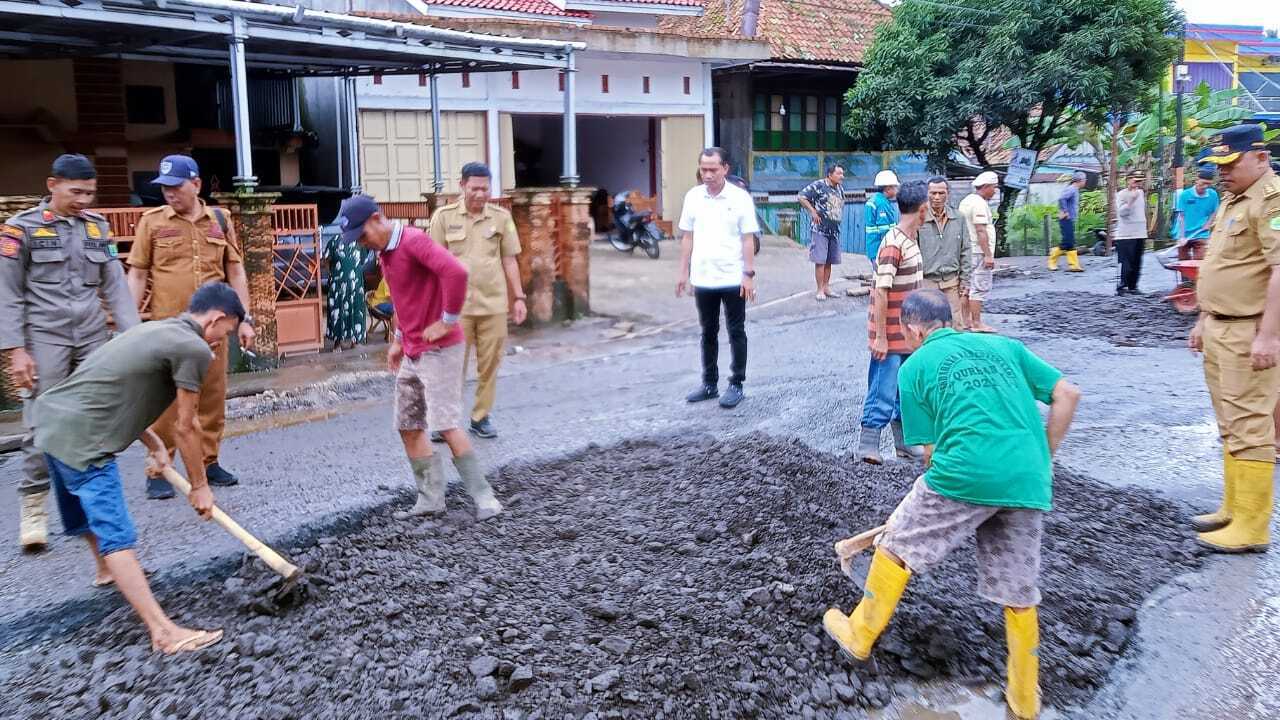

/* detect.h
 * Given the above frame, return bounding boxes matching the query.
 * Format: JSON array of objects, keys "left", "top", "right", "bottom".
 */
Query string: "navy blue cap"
[
  {"left": 333, "top": 194, "right": 381, "bottom": 245},
  {"left": 152, "top": 155, "right": 200, "bottom": 186},
  {"left": 1203, "top": 124, "right": 1267, "bottom": 165},
  {"left": 51, "top": 154, "right": 96, "bottom": 180}
]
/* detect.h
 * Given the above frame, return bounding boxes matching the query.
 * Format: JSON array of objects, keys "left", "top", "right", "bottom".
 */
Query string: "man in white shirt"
[
  {"left": 676, "top": 147, "right": 760, "bottom": 409},
  {"left": 959, "top": 172, "right": 1000, "bottom": 333}
]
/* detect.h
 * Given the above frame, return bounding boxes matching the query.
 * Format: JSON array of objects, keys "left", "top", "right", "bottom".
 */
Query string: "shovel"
[
  {"left": 833, "top": 524, "right": 886, "bottom": 584},
  {"left": 161, "top": 467, "right": 305, "bottom": 604}
]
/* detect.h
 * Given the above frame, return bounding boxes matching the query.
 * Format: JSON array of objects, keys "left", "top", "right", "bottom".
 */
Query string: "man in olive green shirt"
[
  {"left": 823, "top": 289, "right": 1081, "bottom": 720},
  {"left": 428, "top": 162, "right": 525, "bottom": 439},
  {"left": 33, "top": 282, "right": 243, "bottom": 655}
]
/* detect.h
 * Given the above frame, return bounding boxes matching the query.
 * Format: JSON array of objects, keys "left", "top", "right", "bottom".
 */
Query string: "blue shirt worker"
[
  {"left": 1049, "top": 171, "right": 1087, "bottom": 272},
  {"left": 0, "top": 154, "right": 140, "bottom": 552},
  {"left": 824, "top": 289, "right": 1081, "bottom": 720},
  {"left": 1173, "top": 167, "right": 1220, "bottom": 259},
  {"left": 864, "top": 170, "right": 900, "bottom": 267}
]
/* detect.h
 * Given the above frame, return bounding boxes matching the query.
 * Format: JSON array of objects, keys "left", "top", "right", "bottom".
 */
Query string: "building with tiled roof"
[{"left": 659, "top": 0, "right": 889, "bottom": 64}]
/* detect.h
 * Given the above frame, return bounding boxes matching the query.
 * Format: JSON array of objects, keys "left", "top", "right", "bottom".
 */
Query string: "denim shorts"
[{"left": 45, "top": 454, "right": 137, "bottom": 555}]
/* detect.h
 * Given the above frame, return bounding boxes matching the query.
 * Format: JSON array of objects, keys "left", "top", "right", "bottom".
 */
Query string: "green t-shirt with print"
[{"left": 897, "top": 328, "right": 1063, "bottom": 510}]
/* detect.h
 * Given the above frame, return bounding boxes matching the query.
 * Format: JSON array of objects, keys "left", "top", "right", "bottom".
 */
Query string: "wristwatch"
[
  {"left": 241, "top": 313, "right": 255, "bottom": 326},
  {"left": 743, "top": 271, "right": 756, "bottom": 278}
]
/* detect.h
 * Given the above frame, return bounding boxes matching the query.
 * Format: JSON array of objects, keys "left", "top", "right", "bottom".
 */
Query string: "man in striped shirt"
[{"left": 859, "top": 180, "right": 928, "bottom": 465}]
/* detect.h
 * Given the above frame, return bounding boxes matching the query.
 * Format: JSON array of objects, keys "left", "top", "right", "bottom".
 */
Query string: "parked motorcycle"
[{"left": 609, "top": 192, "right": 663, "bottom": 259}]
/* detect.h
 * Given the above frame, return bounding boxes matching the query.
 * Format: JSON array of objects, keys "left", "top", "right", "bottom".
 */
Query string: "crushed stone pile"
[
  {"left": 226, "top": 371, "right": 391, "bottom": 421},
  {"left": 987, "top": 291, "right": 1197, "bottom": 348},
  {"left": 1, "top": 435, "right": 1203, "bottom": 719}
]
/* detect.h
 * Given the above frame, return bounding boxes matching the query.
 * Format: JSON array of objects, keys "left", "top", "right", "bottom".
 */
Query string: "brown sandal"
[{"left": 155, "top": 629, "right": 223, "bottom": 656}]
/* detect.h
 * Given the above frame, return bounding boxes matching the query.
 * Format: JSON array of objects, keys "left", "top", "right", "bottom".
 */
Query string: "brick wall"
[{"left": 71, "top": 59, "right": 131, "bottom": 206}]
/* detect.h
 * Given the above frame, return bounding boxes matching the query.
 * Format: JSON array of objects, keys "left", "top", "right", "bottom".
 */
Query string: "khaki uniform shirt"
[
  {"left": 0, "top": 199, "right": 139, "bottom": 349},
  {"left": 127, "top": 202, "right": 242, "bottom": 320},
  {"left": 1197, "top": 170, "right": 1280, "bottom": 318},
  {"left": 919, "top": 205, "right": 972, "bottom": 287},
  {"left": 429, "top": 201, "right": 521, "bottom": 317}
]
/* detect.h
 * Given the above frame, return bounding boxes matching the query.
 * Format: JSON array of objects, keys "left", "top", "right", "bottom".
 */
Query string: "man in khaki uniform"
[
  {"left": 428, "top": 162, "right": 526, "bottom": 439},
  {"left": 1188, "top": 124, "right": 1280, "bottom": 554},
  {"left": 1, "top": 154, "right": 140, "bottom": 551},
  {"left": 126, "top": 155, "right": 255, "bottom": 499}
]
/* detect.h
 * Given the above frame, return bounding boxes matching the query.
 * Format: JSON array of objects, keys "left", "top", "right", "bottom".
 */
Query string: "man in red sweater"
[{"left": 333, "top": 195, "right": 503, "bottom": 521}]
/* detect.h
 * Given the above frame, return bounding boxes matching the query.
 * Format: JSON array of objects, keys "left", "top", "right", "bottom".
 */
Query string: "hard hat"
[
  {"left": 972, "top": 171, "right": 999, "bottom": 188},
  {"left": 873, "top": 170, "right": 899, "bottom": 187}
]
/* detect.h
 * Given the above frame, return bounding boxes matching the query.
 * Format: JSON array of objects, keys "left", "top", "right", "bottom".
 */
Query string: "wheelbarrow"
[{"left": 1156, "top": 245, "right": 1201, "bottom": 315}]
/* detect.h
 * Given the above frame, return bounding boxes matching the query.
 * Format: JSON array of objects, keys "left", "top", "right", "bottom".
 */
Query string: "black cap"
[
  {"left": 51, "top": 154, "right": 96, "bottom": 181},
  {"left": 1203, "top": 124, "right": 1267, "bottom": 165},
  {"left": 1196, "top": 167, "right": 1216, "bottom": 181},
  {"left": 332, "top": 194, "right": 381, "bottom": 245}
]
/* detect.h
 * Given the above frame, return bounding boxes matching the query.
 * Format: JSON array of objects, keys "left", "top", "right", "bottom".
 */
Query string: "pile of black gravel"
[
  {"left": 1, "top": 435, "right": 1202, "bottom": 719},
  {"left": 987, "top": 290, "right": 1197, "bottom": 347}
]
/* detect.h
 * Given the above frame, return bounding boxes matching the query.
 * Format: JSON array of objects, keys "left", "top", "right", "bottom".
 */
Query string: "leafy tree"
[{"left": 845, "top": 0, "right": 1182, "bottom": 254}]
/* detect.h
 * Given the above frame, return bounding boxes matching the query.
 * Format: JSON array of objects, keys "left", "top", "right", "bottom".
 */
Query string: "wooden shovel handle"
[
  {"left": 833, "top": 524, "right": 887, "bottom": 560},
  {"left": 161, "top": 467, "right": 300, "bottom": 581}
]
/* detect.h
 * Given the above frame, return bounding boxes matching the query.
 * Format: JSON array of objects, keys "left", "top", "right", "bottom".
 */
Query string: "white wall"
[{"left": 357, "top": 55, "right": 708, "bottom": 117}]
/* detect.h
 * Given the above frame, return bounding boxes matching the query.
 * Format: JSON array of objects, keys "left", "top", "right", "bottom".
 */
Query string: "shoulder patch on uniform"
[
  {"left": 0, "top": 223, "right": 21, "bottom": 239},
  {"left": 0, "top": 236, "right": 18, "bottom": 257},
  {"left": 31, "top": 227, "right": 57, "bottom": 238}
]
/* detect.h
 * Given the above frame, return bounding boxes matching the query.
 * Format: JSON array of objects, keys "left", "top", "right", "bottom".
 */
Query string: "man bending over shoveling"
[
  {"left": 822, "top": 289, "right": 1081, "bottom": 720},
  {"left": 33, "top": 281, "right": 245, "bottom": 655}
]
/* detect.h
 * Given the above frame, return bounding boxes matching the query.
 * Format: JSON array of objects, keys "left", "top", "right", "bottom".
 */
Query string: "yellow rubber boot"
[
  {"left": 1197, "top": 458, "right": 1273, "bottom": 553},
  {"left": 822, "top": 548, "right": 911, "bottom": 660},
  {"left": 19, "top": 490, "right": 49, "bottom": 552},
  {"left": 1190, "top": 450, "right": 1235, "bottom": 532},
  {"left": 1066, "top": 250, "right": 1084, "bottom": 272},
  {"left": 1005, "top": 606, "right": 1041, "bottom": 720},
  {"left": 1047, "top": 247, "right": 1062, "bottom": 271}
]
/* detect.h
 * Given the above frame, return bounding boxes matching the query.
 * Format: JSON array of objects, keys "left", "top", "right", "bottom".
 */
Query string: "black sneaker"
[
  {"left": 430, "top": 431, "right": 445, "bottom": 443},
  {"left": 146, "top": 476, "right": 176, "bottom": 500},
  {"left": 719, "top": 384, "right": 745, "bottom": 409},
  {"left": 686, "top": 384, "right": 719, "bottom": 403},
  {"left": 469, "top": 417, "right": 497, "bottom": 439},
  {"left": 205, "top": 462, "right": 239, "bottom": 487}
]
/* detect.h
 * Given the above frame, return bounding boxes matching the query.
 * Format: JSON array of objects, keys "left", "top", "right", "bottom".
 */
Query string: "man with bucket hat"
[
  {"left": 126, "top": 154, "right": 255, "bottom": 499},
  {"left": 1188, "top": 123, "right": 1280, "bottom": 553}
]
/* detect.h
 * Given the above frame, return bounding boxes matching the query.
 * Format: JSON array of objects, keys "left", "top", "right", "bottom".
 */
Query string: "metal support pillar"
[
  {"left": 228, "top": 16, "right": 256, "bottom": 190},
  {"left": 560, "top": 49, "right": 579, "bottom": 187},
  {"left": 430, "top": 73, "right": 444, "bottom": 194},
  {"left": 345, "top": 77, "right": 362, "bottom": 194}
]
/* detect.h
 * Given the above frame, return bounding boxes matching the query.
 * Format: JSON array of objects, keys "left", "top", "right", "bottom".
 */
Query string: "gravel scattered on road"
[{"left": 987, "top": 290, "right": 1197, "bottom": 348}]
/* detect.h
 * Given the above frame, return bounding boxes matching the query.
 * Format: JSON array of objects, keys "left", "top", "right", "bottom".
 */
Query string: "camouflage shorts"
[
  {"left": 878, "top": 476, "right": 1043, "bottom": 607},
  {"left": 394, "top": 343, "right": 464, "bottom": 432}
]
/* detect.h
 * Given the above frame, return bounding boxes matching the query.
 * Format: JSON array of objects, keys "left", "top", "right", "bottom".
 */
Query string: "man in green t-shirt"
[
  {"left": 823, "top": 289, "right": 1081, "bottom": 720},
  {"left": 32, "top": 282, "right": 244, "bottom": 655}
]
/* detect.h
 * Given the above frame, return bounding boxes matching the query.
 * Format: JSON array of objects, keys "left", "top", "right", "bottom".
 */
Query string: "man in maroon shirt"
[{"left": 333, "top": 195, "right": 503, "bottom": 521}]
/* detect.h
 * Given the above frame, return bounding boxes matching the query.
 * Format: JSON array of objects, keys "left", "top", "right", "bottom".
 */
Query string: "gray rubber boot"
[
  {"left": 453, "top": 452, "right": 503, "bottom": 521},
  {"left": 891, "top": 421, "right": 925, "bottom": 461},
  {"left": 858, "top": 426, "right": 884, "bottom": 465},
  {"left": 394, "top": 455, "right": 446, "bottom": 520}
]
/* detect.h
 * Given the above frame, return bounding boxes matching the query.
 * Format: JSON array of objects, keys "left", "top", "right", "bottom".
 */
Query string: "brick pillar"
[
  {"left": 558, "top": 188, "right": 594, "bottom": 318},
  {"left": 71, "top": 59, "right": 131, "bottom": 206},
  {"left": 507, "top": 189, "right": 557, "bottom": 324},
  {"left": 213, "top": 191, "right": 281, "bottom": 363}
]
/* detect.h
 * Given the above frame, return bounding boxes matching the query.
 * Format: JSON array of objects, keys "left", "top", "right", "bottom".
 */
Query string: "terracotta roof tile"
[
  {"left": 420, "top": 0, "right": 591, "bottom": 18},
  {"left": 659, "top": 0, "right": 890, "bottom": 63}
]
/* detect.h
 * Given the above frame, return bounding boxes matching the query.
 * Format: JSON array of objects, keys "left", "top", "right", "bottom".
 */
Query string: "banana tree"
[{"left": 1117, "top": 83, "right": 1277, "bottom": 167}]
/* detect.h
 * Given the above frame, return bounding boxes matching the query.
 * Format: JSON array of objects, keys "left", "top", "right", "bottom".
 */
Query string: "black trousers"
[
  {"left": 1116, "top": 237, "right": 1145, "bottom": 291},
  {"left": 694, "top": 286, "right": 747, "bottom": 387}
]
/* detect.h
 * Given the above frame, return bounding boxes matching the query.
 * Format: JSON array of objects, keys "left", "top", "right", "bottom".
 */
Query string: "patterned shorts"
[
  {"left": 394, "top": 343, "right": 465, "bottom": 432},
  {"left": 878, "top": 476, "right": 1043, "bottom": 607},
  {"left": 968, "top": 252, "right": 994, "bottom": 302}
]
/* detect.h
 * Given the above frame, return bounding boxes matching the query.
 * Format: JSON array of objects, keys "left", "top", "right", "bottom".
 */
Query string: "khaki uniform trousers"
[
  {"left": 921, "top": 276, "right": 966, "bottom": 330},
  {"left": 1202, "top": 316, "right": 1279, "bottom": 462},
  {"left": 150, "top": 341, "right": 229, "bottom": 471},
  {"left": 462, "top": 314, "right": 507, "bottom": 423},
  {"left": 19, "top": 339, "right": 104, "bottom": 494}
]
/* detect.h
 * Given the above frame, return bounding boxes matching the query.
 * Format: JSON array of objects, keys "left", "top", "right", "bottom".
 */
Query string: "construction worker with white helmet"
[{"left": 864, "top": 170, "right": 900, "bottom": 267}]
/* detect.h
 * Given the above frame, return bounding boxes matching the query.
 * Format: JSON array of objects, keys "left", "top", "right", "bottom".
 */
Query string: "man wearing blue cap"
[
  {"left": 1, "top": 154, "right": 140, "bottom": 551},
  {"left": 127, "top": 155, "right": 255, "bottom": 500},
  {"left": 333, "top": 194, "right": 504, "bottom": 522},
  {"left": 1188, "top": 123, "right": 1280, "bottom": 553}
]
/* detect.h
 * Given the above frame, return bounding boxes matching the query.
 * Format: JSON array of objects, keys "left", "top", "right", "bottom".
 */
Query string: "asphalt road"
[{"left": 1, "top": 250, "right": 1276, "bottom": 719}]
